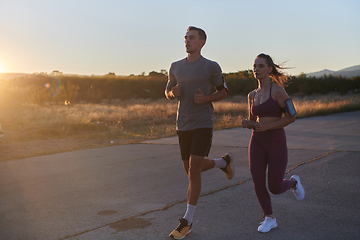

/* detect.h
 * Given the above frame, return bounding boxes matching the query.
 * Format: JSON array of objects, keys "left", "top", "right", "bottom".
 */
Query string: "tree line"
[{"left": 2, "top": 70, "right": 360, "bottom": 105}]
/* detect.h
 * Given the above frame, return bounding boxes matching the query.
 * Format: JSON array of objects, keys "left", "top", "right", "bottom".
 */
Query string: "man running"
[{"left": 165, "top": 26, "right": 234, "bottom": 239}]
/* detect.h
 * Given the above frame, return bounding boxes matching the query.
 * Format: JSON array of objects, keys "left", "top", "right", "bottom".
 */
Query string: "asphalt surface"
[{"left": 0, "top": 111, "right": 359, "bottom": 240}]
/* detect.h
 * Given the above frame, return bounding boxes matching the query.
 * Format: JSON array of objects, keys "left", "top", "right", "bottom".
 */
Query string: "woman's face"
[{"left": 253, "top": 57, "right": 272, "bottom": 80}]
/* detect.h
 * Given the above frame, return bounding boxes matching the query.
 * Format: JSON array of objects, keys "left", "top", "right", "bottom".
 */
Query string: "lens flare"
[{"left": 44, "top": 78, "right": 61, "bottom": 97}]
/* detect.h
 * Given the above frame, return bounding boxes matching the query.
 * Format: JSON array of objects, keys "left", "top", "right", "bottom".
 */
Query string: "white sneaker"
[
  {"left": 291, "top": 175, "right": 305, "bottom": 201},
  {"left": 258, "top": 217, "right": 277, "bottom": 233}
]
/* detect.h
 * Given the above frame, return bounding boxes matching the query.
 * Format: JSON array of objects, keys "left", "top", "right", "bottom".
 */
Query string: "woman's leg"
[
  {"left": 267, "top": 129, "right": 296, "bottom": 195},
  {"left": 249, "top": 135, "right": 273, "bottom": 216}
]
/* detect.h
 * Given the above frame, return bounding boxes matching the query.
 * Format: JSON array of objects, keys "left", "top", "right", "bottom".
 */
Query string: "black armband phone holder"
[
  {"left": 283, "top": 98, "right": 297, "bottom": 117},
  {"left": 215, "top": 76, "right": 229, "bottom": 92}
]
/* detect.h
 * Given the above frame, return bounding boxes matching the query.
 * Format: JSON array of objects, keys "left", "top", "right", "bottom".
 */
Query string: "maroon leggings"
[{"left": 249, "top": 128, "right": 296, "bottom": 216}]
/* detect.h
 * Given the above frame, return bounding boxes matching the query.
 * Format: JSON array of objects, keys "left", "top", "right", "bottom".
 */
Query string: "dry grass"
[
  {"left": 0, "top": 92, "right": 359, "bottom": 161},
  {"left": 213, "top": 92, "right": 360, "bottom": 130},
  {"left": 293, "top": 93, "right": 360, "bottom": 117},
  {"left": 1, "top": 99, "right": 178, "bottom": 141}
]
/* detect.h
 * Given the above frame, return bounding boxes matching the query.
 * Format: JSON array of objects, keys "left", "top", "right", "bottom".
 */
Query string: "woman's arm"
[{"left": 241, "top": 91, "right": 257, "bottom": 129}]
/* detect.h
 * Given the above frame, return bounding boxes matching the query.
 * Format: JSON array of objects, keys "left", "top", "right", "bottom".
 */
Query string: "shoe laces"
[
  {"left": 176, "top": 218, "right": 190, "bottom": 232},
  {"left": 221, "top": 154, "right": 231, "bottom": 172},
  {"left": 222, "top": 154, "right": 231, "bottom": 164},
  {"left": 260, "top": 216, "right": 274, "bottom": 225}
]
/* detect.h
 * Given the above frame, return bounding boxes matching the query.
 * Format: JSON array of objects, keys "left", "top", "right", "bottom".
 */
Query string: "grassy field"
[{"left": 0, "top": 92, "right": 359, "bottom": 161}]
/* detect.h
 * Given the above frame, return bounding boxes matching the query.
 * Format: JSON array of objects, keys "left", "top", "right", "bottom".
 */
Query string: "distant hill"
[
  {"left": 0, "top": 73, "right": 31, "bottom": 80},
  {"left": 306, "top": 65, "right": 360, "bottom": 78}
]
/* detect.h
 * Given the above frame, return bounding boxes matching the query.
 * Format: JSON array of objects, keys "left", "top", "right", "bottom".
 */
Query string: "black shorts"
[{"left": 177, "top": 128, "right": 213, "bottom": 161}]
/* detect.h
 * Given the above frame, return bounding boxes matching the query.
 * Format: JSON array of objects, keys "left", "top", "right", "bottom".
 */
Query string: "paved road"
[{"left": 0, "top": 111, "right": 359, "bottom": 240}]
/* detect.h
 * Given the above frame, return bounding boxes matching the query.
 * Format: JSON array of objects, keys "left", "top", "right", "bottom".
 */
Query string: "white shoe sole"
[
  {"left": 291, "top": 175, "right": 305, "bottom": 200},
  {"left": 258, "top": 221, "right": 277, "bottom": 233}
]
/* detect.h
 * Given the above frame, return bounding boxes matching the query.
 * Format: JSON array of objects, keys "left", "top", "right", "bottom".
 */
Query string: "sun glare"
[{"left": 0, "top": 61, "right": 5, "bottom": 73}]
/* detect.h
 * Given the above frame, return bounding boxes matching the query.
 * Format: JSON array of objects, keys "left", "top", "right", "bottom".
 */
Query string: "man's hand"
[
  {"left": 171, "top": 84, "right": 181, "bottom": 98},
  {"left": 194, "top": 88, "right": 207, "bottom": 104}
]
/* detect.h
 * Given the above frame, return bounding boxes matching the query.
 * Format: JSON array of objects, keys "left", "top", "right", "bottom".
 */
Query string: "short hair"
[{"left": 187, "top": 26, "right": 207, "bottom": 42}]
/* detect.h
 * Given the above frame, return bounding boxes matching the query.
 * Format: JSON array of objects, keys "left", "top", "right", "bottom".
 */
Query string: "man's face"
[{"left": 184, "top": 30, "right": 204, "bottom": 54}]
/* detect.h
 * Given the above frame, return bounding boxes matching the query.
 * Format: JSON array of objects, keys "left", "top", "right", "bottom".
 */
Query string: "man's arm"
[
  {"left": 194, "top": 88, "right": 227, "bottom": 104},
  {"left": 165, "top": 84, "right": 181, "bottom": 100}
]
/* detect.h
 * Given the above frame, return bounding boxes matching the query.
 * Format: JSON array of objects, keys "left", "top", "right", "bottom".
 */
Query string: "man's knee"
[
  {"left": 182, "top": 160, "right": 190, "bottom": 174},
  {"left": 188, "top": 155, "right": 203, "bottom": 179}
]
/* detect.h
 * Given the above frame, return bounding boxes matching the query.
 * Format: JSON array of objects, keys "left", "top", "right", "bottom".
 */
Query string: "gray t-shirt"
[{"left": 166, "top": 56, "right": 227, "bottom": 131}]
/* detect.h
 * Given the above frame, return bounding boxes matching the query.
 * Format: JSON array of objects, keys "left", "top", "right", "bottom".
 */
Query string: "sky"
[{"left": 0, "top": 0, "right": 359, "bottom": 76}]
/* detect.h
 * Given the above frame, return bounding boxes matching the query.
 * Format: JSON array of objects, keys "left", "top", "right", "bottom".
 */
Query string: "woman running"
[{"left": 241, "top": 53, "right": 305, "bottom": 233}]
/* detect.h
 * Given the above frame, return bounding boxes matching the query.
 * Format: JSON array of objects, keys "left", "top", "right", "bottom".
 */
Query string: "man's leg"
[
  {"left": 170, "top": 129, "right": 233, "bottom": 239},
  {"left": 203, "top": 154, "right": 234, "bottom": 180},
  {"left": 201, "top": 157, "right": 215, "bottom": 171},
  {"left": 183, "top": 157, "right": 221, "bottom": 172},
  {"left": 170, "top": 131, "right": 195, "bottom": 239},
  {"left": 179, "top": 154, "right": 203, "bottom": 229},
  {"left": 169, "top": 155, "right": 203, "bottom": 239},
  {"left": 178, "top": 128, "right": 232, "bottom": 175},
  {"left": 184, "top": 156, "right": 233, "bottom": 177},
  {"left": 187, "top": 155, "right": 204, "bottom": 205}
]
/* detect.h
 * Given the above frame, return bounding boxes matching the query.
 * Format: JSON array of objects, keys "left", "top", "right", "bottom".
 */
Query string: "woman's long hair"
[{"left": 257, "top": 53, "right": 291, "bottom": 88}]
